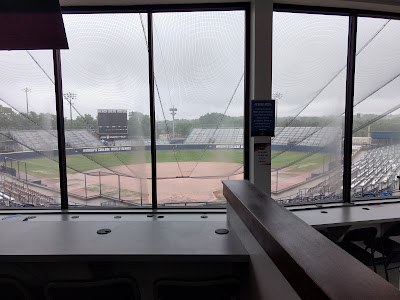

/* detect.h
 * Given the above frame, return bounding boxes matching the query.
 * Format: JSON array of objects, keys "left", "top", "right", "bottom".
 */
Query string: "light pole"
[
  {"left": 63, "top": 92, "right": 77, "bottom": 128},
  {"left": 21, "top": 88, "right": 31, "bottom": 116},
  {"left": 272, "top": 92, "right": 283, "bottom": 126},
  {"left": 169, "top": 106, "right": 177, "bottom": 139},
  {"left": 155, "top": 115, "right": 159, "bottom": 139}
]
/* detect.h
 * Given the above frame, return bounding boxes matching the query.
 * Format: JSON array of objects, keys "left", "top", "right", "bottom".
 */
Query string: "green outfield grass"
[
  {"left": 17, "top": 150, "right": 243, "bottom": 178},
  {"left": 271, "top": 151, "right": 330, "bottom": 172},
  {"left": 15, "top": 150, "right": 328, "bottom": 179}
]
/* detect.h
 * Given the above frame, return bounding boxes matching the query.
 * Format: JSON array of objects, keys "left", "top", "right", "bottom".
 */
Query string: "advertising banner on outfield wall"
[
  {"left": 80, "top": 146, "right": 133, "bottom": 154},
  {"left": 0, "top": 144, "right": 246, "bottom": 161}
]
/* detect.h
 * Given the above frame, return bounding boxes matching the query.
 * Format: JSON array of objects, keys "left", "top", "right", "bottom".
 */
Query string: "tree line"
[
  {"left": 0, "top": 106, "right": 244, "bottom": 138},
  {"left": 1, "top": 104, "right": 399, "bottom": 138}
]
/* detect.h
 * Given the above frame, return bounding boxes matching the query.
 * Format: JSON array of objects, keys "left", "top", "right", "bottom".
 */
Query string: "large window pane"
[
  {"left": 272, "top": 12, "right": 348, "bottom": 204},
  {"left": 61, "top": 14, "right": 151, "bottom": 207},
  {"left": 352, "top": 17, "right": 400, "bottom": 201},
  {"left": 153, "top": 11, "right": 245, "bottom": 206},
  {"left": 0, "top": 51, "right": 60, "bottom": 207}
]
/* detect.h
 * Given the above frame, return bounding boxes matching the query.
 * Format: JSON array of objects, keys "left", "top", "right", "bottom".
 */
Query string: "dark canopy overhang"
[{"left": 0, "top": 0, "right": 68, "bottom": 50}]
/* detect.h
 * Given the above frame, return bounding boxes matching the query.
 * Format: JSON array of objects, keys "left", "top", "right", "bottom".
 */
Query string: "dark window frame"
[
  {"left": 8, "top": 3, "right": 400, "bottom": 211},
  {"left": 47, "top": 3, "right": 250, "bottom": 211},
  {"left": 274, "top": 4, "right": 400, "bottom": 207}
]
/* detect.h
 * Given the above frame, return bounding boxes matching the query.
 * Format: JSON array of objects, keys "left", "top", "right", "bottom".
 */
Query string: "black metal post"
[
  {"left": 118, "top": 174, "right": 121, "bottom": 201},
  {"left": 84, "top": 173, "right": 87, "bottom": 199},
  {"left": 99, "top": 171, "right": 102, "bottom": 196},
  {"left": 53, "top": 50, "right": 69, "bottom": 210},
  {"left": 244, "top": 5, "right": 250, "bottom": 180},
  {"left": 148, "top": 12, "right": 157, "bottom": 209},
  {"left": 140, "top": 178, "right": 143, "bottom": 206},
  {"left": 343, "top": 15, "right": 358, "bottom": 203}
]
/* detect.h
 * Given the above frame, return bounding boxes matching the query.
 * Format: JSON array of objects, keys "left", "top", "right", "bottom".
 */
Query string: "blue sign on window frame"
[{"left": 251, "top": 100, "right": 275, "bottom": 137}]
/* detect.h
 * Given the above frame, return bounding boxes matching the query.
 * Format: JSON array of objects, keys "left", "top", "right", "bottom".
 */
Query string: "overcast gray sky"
[
  {"left": 273, "top": 13, "right": 400, "bottom": 119},
  {"left": 61, "top": 11, "right": 245, "bottom": 120},
  {"left": 0, "top": 11, "right": 399, "bottom": 124}
]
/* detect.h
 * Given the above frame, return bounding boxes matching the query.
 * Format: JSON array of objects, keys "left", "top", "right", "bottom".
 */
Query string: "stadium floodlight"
[
  {"left": 169, "top": 106, "right": 178, "bottom": 139},
  {"left": 272, "top": 92, "right": 283, "bottom": 126},
  {"left": 21, "top": 87, "right": 31, "bottom": 116},
  {"left": 63, "top": 92, "right": 77, "bottom": 128}
]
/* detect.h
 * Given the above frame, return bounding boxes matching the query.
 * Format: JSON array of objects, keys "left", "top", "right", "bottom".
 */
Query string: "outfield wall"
[
  {"left": 0, "top": 145, "right": 239, "bottom": 162},
  {"left": 0, "top": 143, "right": 335, "bottom": 162}
]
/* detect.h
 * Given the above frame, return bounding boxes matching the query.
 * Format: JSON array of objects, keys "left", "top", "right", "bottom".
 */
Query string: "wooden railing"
[{"left": 223, "top": 180, "right": 400, "bottom": 300}]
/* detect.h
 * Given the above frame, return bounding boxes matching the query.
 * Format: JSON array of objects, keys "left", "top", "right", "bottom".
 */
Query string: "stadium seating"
[
  {"left": 0, "top": 179, "right": 56, "bottom": 206},
  {"left": 185, "top": 128, "right": 243, "bottom": 144},
  {"left": 278, "top": 143, "right": 400, "bottom": 204},
  {"left": 65, "top": 130, "right": 103, "bottom": 148},
  {"left": 8, "top": 127, "right": 342, "bottom": 150},
  {"left": 272, "top": 127, "right": 341, "bottom": 148},
  {"left": 184, "top": 127, "right": 341, "bottom": 147},
  {"left": 9, "top": 130, "right": 102, "bottom": 151}
]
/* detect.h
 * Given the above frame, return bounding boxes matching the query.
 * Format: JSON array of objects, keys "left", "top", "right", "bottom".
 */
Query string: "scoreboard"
[{"left": 97, "top": 109, "right": 128, "bottom": 139}]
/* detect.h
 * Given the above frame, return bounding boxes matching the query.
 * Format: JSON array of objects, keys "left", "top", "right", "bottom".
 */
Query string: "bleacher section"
[
  {"left": 9, "top": 130, "right": 56, "bottom": 151},
  {"left": 9, "top": 130, "right": 102, "bottom": 151},
  {"left": 272, "top": 127, "right": 341, "bottom": 148},
  {"left": 184, "top": 127, "right": 341, "bottom": 148},
  {"left": 114, "top": 138, "right": 169, "bottom": 146},
  {"left": 66, "top": 130, "right": 103, "bottom": 148},
  {"left": 185, "top": 128, "right": 243, "bottom": 144},
  {"left": 7, "top": 127, "right": 342, "bottom": 151},
  {"left": 277, "top": 144, "right": 400, "bottom": 204},
  {"left": 0, "top": 179, "right": 56, "bottom": 207}
]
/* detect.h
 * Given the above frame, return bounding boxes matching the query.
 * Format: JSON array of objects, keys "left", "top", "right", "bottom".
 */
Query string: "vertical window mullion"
[
  {"left": 343, "top": 15, "right": 358, "bottom": 203},
  {"left": 53, "top": 49, "right": 69, "bottom": 210},
  {"left": 244, "top": 6, "right": 251, "bottom": 180},
  {"left": 147, "top": 12, "right": 157, "bottom": 209}
]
